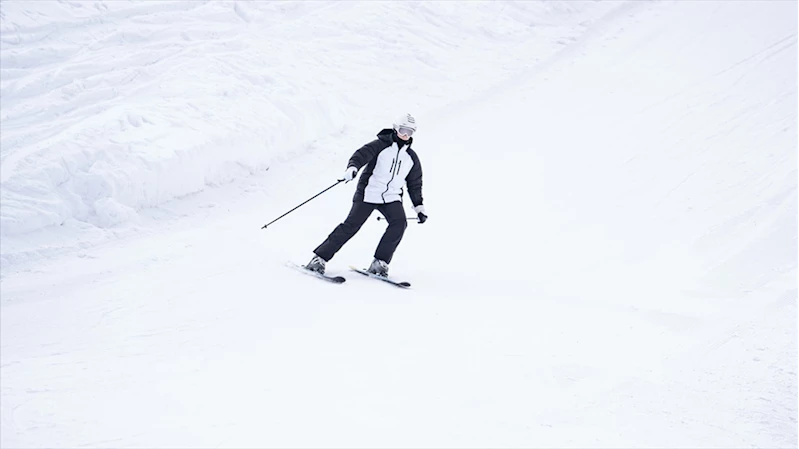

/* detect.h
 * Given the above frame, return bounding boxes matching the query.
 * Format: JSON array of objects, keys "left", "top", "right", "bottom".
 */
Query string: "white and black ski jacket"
[{"left": 348, "top": 129, "right": 423, "bottom": 206}]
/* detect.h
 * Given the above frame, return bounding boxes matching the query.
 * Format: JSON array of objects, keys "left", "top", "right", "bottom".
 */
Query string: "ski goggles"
[{"left": 397, "top": 126, "right": 415, "bottom": 137}]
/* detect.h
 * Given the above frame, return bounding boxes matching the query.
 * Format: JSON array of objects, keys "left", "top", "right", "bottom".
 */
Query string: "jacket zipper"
[{"left": 381, "top": 146, "right": 403, "bottom": 203}]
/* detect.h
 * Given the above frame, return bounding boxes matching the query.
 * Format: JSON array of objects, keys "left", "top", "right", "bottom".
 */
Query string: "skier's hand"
[
  {"left": 415, "top": 205, "right": 427, "bottom": 224},
  {"left": 342, "top": 166, "right": 358, "bottom": 182}
]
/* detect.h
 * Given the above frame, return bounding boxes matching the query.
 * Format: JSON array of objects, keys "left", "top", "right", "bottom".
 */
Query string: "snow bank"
[{"left": 0, "top": 0, "right": 616, "bottom": 238}]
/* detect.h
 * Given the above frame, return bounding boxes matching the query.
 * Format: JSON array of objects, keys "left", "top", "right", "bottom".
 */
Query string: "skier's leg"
[
  {"left": 314, "top": 201, "right": 375, "bottom": 261},
  {"left": 373, "top": 201, "right": 408, "bottom": 264}
]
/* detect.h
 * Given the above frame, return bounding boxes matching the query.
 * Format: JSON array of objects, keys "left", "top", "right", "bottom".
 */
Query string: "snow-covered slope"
[
  {"left": 0, "top": 0, "right": 614, "bottom": 265},
  {"left": 1, "top": 1, "right": 796, "bottom": 448}
]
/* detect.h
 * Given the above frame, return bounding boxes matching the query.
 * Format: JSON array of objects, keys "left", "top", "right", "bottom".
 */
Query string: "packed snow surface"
[{"left": 1, "top": 1, "right": 796, "bottom": 447}]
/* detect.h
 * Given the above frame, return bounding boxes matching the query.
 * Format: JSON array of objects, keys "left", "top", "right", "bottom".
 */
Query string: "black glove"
[{"left": 415, "top": 205, "right": 427, "bottom": 224}]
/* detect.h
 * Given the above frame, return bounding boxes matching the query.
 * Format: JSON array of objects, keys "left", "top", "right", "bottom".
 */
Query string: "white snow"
[{"left": 1, "top": 1, "right": 796, "bottom": 448}]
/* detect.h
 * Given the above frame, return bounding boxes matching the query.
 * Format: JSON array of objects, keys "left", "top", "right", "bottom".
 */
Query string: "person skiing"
[{"left": 305, "top": 113, "right": 427, "bottom": 277}]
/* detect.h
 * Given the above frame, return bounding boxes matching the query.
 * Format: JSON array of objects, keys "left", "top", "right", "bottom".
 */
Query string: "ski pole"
[
  {"left": 377, "top": 216, "right": 419, "bottom": 222},
  {"left": 261, "top": 180, "right": 344, "bottom": 229}
]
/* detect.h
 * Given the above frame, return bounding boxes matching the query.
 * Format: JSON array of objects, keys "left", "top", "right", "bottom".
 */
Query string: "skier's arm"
[
  {"left": 406, "top": 150, "right": 424, "bottom": 207},
  {"left": 347, "top": 139, "right": 384, "bottom": 170}
]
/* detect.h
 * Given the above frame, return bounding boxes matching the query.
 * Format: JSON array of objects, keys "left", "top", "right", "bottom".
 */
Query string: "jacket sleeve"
[
  {"left": 406, "top": 149, "right": 424, "bottom": 207},
  {"left": 347, "top": 139, "right": 385, "bottom": 170}
]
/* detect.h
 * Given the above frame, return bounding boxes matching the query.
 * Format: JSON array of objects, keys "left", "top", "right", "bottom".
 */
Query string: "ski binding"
[
  {"left": 349, "top": 266, "right": 411, "bottom": 288},
  {"left": 287, "top": 261, "right": 346, "bottom": 284}
]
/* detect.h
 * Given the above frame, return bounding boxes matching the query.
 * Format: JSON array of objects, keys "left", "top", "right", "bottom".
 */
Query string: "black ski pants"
[{"left": 314, "top": 200, "right": 407, "bottom": 263}]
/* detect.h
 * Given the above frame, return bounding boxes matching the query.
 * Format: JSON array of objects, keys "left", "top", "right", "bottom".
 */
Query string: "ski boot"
[
  {"left": 305, "top": 255, "right": 326, "bottom": 275},
  {"left": 367, "top": 258, "right": 389, "bottom": 277}
]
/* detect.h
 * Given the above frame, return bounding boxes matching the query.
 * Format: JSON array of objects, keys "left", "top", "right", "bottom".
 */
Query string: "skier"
[{"left": 306, "top": 113, "right": 427, "bottom": 277}]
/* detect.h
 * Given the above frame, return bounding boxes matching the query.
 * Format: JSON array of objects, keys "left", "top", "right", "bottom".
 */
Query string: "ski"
[
  {"left": 349, "top": 266, "right": 411, "bottom": 288},
  {"left": 287, "top": 262, "right": 346, "bottom": 284}
]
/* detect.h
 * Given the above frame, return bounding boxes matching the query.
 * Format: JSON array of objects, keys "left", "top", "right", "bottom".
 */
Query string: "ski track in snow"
[
  {"left": 0, "top": 0, "right": 611, "bottom": 254},
  {"left": 0, "top": 1, "right": 796, "bottom": 448}
]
